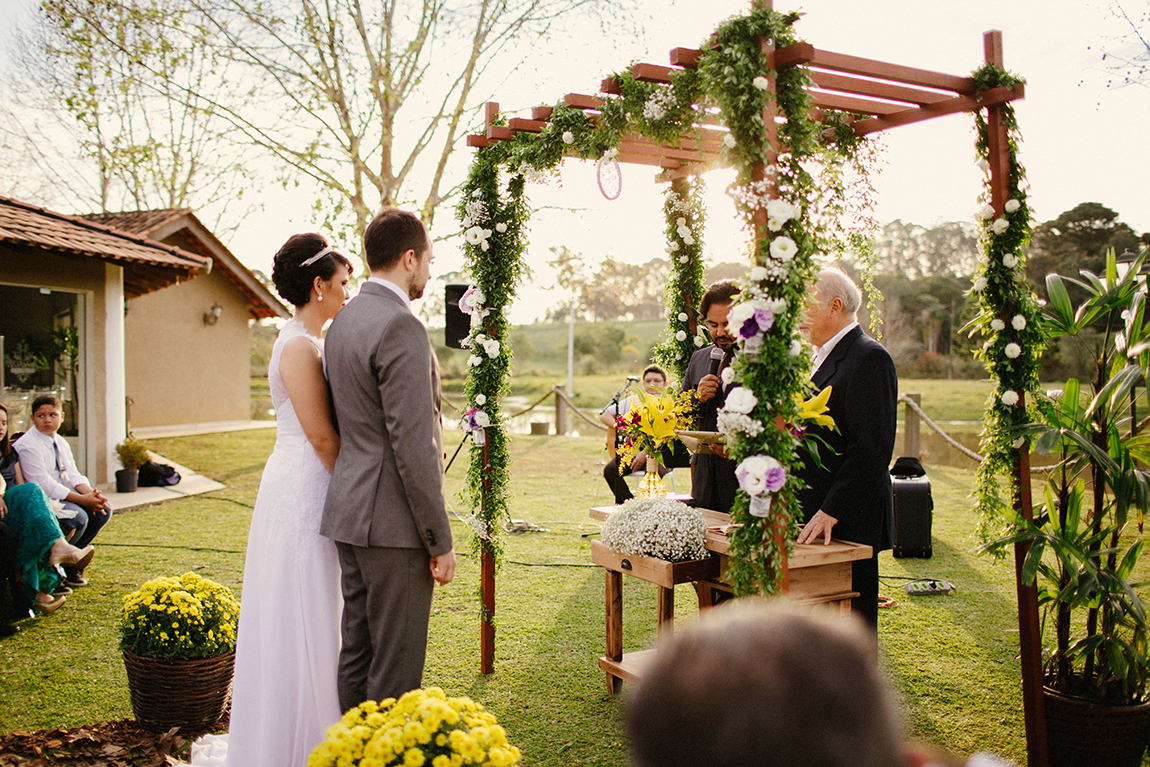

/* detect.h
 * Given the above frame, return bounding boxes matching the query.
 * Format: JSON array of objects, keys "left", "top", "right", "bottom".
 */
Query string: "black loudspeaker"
[
  {"left": 445, "top": 283, "right": 472, "bottom": 350},
  {"left": 890, "top": 467, "right": 933, "bottom": 558}
]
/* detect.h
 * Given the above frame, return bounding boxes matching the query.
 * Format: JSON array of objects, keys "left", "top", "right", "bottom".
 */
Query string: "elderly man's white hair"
[{"left": 816, "top": 267, "right": 862, "bottom": 318}]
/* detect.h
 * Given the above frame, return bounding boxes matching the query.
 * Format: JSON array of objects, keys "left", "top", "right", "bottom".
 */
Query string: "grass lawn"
[{"left": 3, "top": 428, "right": 1146, "bottom": 765}]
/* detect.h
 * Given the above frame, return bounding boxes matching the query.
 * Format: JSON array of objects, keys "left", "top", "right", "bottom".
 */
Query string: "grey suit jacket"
[{"left": 321, "top": 282, "right": 453, "bottom": 557}]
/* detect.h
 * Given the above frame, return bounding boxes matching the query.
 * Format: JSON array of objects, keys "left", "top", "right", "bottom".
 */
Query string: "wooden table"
[{"left": 588, "top": 504, "right": 872, "bottom": 692}]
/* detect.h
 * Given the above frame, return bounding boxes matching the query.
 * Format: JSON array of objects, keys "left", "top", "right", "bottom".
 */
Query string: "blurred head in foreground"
[{"left": 626, "top": 601, "right": 903, "bottom": 767}]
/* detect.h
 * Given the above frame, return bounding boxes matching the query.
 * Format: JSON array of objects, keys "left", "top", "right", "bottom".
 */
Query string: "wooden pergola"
[{"left": 465, "top": 9, "right": 1045, "bottom": 766}]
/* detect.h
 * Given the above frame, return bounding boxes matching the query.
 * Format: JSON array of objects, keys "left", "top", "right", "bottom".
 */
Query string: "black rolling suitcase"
[{"left": 890, "top": 456, "right": 933, "bottom": 558}]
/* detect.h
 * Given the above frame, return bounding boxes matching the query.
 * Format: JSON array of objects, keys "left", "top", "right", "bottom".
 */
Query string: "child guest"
[{"left": 14, "top": 394, "right": 111, "bottom": 587}]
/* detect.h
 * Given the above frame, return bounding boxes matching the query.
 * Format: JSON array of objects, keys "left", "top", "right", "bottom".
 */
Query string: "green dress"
[{"left": 4, "top": 482, "right": 64, "bottom": 599}]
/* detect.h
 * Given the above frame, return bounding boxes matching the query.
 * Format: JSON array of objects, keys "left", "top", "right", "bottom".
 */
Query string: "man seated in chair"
[{"left": 600, "top": 365, "right": 671, "bottom": 505}]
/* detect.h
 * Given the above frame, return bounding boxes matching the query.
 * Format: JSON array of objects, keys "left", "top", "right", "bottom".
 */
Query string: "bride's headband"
[{"left": 301, "top": 244, "right": 337, "bottom": 267}]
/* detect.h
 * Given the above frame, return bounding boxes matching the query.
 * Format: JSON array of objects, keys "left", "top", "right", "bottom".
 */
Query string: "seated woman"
[{"left": 0, "top": 404, "right": 93, "bottom": 614}]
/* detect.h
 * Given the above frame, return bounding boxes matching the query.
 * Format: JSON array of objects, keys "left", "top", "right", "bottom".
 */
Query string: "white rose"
[
  {"left": 767, "top": 298, "right": 787, "bottom": 314},
  {"left": 977, "top": 158, "right": 990, "bottom": 172},
  {"left": 1012, "top": 436, "right": 1026, "bottom": 449},
  {"left": 977, "top": 204, "right": 995, "bottom": 220},
  {"left": 680, "top": 255, "right": 689, "bottom": 264},
  {"left": 483, "top": 339, "right": 501, "bottom": 358},
  {"left": 682, "top": 234, "right": 695, "bottom": 245},
  {"left": 1003, "top": 254, "right": 1019, "bottom": 268},
  {"left": 769, "top": 236, "right": 797, "bottom": 262},
  {"left": 475, "top": 394, "right": 487, "bottom": 405},
  {"left": 990, "top": 319, "right": 1005, "bottom": 332},
  {"left": 1012, "top": 314, "right": 1026, "bottom": 331},
  {"left": 562, "top": 131, "right": 575, "bottom": 145},
  {"left": 789, "top": 339, "right": 803, "bottom": 356},
  {"left": 694, "top": 335, "right": 704, "bottom": 347},
  {"left": 992, "top": 218, "right": 1010, "bottom": 235},
  {"left": 767, "top": 216, "right": 785, "bottom": 232},
  {"left": 678, "top": 312, "right": 688, "bottom": 322},
  {"left": 973, "top": 277, "right": 988, "bottom": 292},
  {"left": 676, "top": 330, "right": 687, "bottom": 341},
  {"left": 480, "top": 240, "right": 489, "bottom": 252},
  {"left": 766, "top": 199, "right": 799, "bottom": 222},
  {"left": 728, "top": 302, "right": 755, "bottom": 330},
  {"left": 721, "top": 367, "right": 735, "bottom": 385},
  {"left": 724, "top": 386, "right": 758, "bottom": 414},
  {"left": 750, "top": 266, "right": 767, "bottom": 281},
  {"left": 495, "top": 222, "right": 507, "bottom": 233},
  {"left": 723, "top": 133, "right": 737, "bottom": 148},
  {"left": 752, "top": 76, "right": 770, "bottom": 91},
  {"left": 667, "top": 241, "right": 680, "bottom": 252},
  {"left": 468, "top": 355, "right": 483, "bottom": 367},
  {"left": 1001, "top": 390, "right": 1020, "bottom": 406},
  {"left": 677, "top": 225, "right": 691, "bottom": 238},
  {"left": 677, "top": 217, "right": 686, "bottom": 226},
  {"left": 1005, "top": 198, "right": 1021, "bottom": 213},
  {"left": 464, "top": 226, "right": 486, "bottom": 245},
  {"left": 473, "top": 410, "right": 491, "bottom": 428},
  {"left": 1005, "top": 342, "right": 1021, "bottom": 359}
]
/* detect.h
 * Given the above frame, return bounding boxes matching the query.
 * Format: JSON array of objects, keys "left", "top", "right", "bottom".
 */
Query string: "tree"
[
  {"left": 23, "top": 0, "right": 632, "bottom": 240},
  {"left": 7, "top": 0, "right": 248, "bottom": 219},
  {"left": 1025, "top": 202, "right": 1145, "bottom": 299},
  {"left": 868, "top": 219, "right": 978, "bottom": 279},
  {"left": 1100, "top": 0, "right": 1150, "bottom": 89}
]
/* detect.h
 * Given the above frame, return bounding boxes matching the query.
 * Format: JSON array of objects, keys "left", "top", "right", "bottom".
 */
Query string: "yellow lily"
[{"left": 795, "top": 386, "right": 835, "bottom": 429}]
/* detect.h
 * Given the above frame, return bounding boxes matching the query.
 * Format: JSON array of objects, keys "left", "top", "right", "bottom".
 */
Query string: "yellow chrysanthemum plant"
[
  {"left": 120, "top": 573, "right": 240, "bottom": 660},
  {"left": 309, "top": 688, "right": 522, "bottom": 767},
  {"left": 614, "top": 387, "right": 696, "bottom": 473}
]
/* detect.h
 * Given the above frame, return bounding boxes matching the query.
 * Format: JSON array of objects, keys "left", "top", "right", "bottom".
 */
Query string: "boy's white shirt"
[{"left": 13, "top": 427, "right": 90, "bottom": 502}]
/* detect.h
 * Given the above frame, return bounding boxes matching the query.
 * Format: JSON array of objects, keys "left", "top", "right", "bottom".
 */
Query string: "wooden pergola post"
[
  {"left": 984, "top": 29, "right": 1048, "bottom": 767},
  {"left": 480, "top": 439, "right": 496, "bottom": 674}
]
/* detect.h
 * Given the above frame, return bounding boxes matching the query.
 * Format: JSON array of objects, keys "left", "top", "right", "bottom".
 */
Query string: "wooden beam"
[
  {"left": 484, "top": 101, "right": 500, "bottom": 126},
  {"left": 531, "top": 105, "right": 554, "bottom": 120},
  {"left": 508, "top": 117, "right": 547, "bottom": 133},
  {"left": 806, "top": 47, "right": 975, "bottom": 93},
  {"left": 618, "top": 138, "right": 713, "bottom": 164},
  {"left": 486, "top": 125, "right": 514, "bottom": 141},
  {"left": 564, "top": 93, "right": 604, "bottom": 110},
  {"left": 850, "top": 82, "right": 1024, "bottom": 136},
  {"left": 601, "top": 76, "right": 622, "bottom": 94},
  {"left": 809, "top": 91, "right": 906, "bottom": 116},
  {"left": 466, "top": 135, "right": 490, "bottom": 148},
  {"left": 656, "top": 162, "right": 715, "bottom": 182},
  {"left": 633, "top": 62, "right": 677, "bottom": 83},
  {"left": 616, "top": 151, "right": 682, "bottom": 169},
  {"left": 772, "top": 41, "right": 816, "bottom": 70},
  {"left": 806, "top": 70, "right": 952, "bottom": 106},
  {"left": 670, "top": 47, "right": 702, "bottom": 69}
]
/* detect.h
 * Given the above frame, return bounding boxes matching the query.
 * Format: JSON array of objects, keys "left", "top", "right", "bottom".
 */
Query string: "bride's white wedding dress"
[{"left": 190, "top": 320, "right": 343, "bottom": 767}]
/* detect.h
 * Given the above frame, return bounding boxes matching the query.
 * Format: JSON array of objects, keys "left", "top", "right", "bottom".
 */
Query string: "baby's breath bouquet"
[
  {"left": 308, "top": 687, "right": 521, "bottom": 767},
  {"left": 615, "top": 388, "right": 696, "bottom": 471},
  {"left": 600, "top": 497, "right": 708, "bottom": 562},
  {"left": 120, "top": 573, "right": 239, "bottom": 660}
]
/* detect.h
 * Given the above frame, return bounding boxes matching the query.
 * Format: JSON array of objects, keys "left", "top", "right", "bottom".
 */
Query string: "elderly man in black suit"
[{"left": 796, "top": 267, "right": 897, "bottom": 630}]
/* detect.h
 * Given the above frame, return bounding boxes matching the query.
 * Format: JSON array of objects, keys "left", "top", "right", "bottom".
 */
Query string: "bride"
[{"left": 192, "top": 234, "right": 352, "bottom": 767}]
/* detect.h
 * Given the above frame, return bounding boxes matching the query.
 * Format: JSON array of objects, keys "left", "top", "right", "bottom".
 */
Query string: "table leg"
[
  {"left": 657, "top": 585, "right": 674, "bottom": 635},
  {"left": 606, "top": 569, "right": 623, "bottom": 693}
]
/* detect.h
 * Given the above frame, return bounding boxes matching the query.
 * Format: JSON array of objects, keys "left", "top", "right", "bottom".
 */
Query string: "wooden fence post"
[
  {"left": 904, "top": 392, "right": 921, "bottom": 459},
  {"left": 553, "top": 386, "right": 567, "bottom": 435}
]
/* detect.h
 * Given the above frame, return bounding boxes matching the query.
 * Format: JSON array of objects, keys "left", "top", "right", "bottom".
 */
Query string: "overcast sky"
[{"left": 2, "top": 0, "right": 1147, "bottom": 323}]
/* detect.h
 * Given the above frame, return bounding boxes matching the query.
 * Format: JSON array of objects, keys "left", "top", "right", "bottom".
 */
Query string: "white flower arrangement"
[
  {"left": 752, "top": 75, "right": 770, "bottom": 91},
  {"left": 495, "top": 222, "right": 508, "bottom": 233},
  {"left": 482, "top": 338, "right": 501, "bottom": 358},
  {"left": 1011, "top": 314, "right": 1026, "bottom": 330},
  {"left": 765, "top": 199, "right": 800, "bottom": 232},
  {"left": 977, "top": 204, "right": 995, "bottom": 220},
  {"left": 789, "top": 339, "right": 803, "bottom": 356},
  {"left": 1005, "top": 342, "right": 1021, "bottom": 359},
  {"left": 677, "top": 312, "right": 688, "bottom": 322},
  {"left": 990, "top": 318, "right": 1005, "bottom": 332},
  {"left": 991, "top": 218, "right": 1010, "bottom": 235},
  {"left": 750, "top": 266, "right": 768, "bottom": 282},
  {"left": 475, "top": 394, "right": 487, "bottom": 406},
  {"left": 973, "top": 277, "right": 988, "bottom": 292},
  {"left": 769, "top": 236, "right": 797, "bottom": 262},
  {"left": 642, "top": 88, "right": 677, "bottom": 122},
  {"left": 675, "top": 330, "right": 687, "bottom": 341},
  {"left": 977, "top": 158, "right": 991, "bottom": 172},
  {"left": 1004, "top": 198, "right": 1021, "bottom": 213},
  {"left": 1002, "top": 253, "right": 1019, "bottom": 268},
  {"left": 600, "top": 498, "right": 708, "bottom": 562},
  {"left": 693, "top": 335, "right": 704, "bottom": 346},
  {"left": 717, "top": 409, "right": 765, "bottom": 442},
  {"left": 723, "top": 133, "right": 737, "bottom": 149},
  {"left": 561, "top": 131, "right": 575, "bottom": 145},
  {"left": 1001, "top": 390, "right": 1020, "bottom": 406}
]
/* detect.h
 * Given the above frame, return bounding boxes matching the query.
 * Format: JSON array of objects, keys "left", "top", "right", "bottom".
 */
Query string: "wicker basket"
[
  {"left": 122, "top": 649, "right": 235, "bottom": 731},
  {"left": 1044, "top": 685, "right": 1150, "bottom": 767}
]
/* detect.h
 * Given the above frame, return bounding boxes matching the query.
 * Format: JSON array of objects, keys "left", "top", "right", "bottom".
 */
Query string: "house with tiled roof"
[
  {"left": 0, "top": 196, "right": 287, "bottom": 486},
  {"left": 80, "top": 209, "right": 289, "bottom": 431}
]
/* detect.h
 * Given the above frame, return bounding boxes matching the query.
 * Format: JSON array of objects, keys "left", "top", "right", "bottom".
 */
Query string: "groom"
[{"left": 322, "top": 207, "right": 456, "bottom": 710}]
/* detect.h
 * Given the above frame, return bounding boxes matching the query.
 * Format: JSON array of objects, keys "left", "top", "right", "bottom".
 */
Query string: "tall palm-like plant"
[{"left": 984, "top": 248, "right": 1150, "bottom": 704}]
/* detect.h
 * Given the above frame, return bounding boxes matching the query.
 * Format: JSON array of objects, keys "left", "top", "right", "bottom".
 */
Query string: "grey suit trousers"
[{"left": 334, "top": 543, "right": 433, "bottom": 710}]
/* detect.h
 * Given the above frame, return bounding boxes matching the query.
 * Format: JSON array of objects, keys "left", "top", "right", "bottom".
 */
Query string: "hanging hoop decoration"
[{"left": 596, "top": 149, "right": 622, "bottom": 200}]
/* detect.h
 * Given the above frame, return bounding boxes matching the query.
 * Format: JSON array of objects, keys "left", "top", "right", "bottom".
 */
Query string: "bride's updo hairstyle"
[{"left": 271, "top": 233, "right": 353, "bottom": 307}]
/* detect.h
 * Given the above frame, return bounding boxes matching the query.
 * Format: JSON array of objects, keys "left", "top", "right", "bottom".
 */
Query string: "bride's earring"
[{"left": 317, "top": 291, "right": 324, "bottom": 303}]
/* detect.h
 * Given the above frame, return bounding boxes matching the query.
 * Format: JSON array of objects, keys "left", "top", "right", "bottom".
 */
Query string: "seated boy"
[{"left": 14, "top": 394, "right": 112, "bottom": 586}]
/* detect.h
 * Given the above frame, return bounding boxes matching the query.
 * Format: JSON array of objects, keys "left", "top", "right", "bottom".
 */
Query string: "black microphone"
[
  {"left": 627, "top": 375, "right": 640, "bottom": 382},
  {"left": 708, "top": 346, "right": 725, "bottom": 377}
]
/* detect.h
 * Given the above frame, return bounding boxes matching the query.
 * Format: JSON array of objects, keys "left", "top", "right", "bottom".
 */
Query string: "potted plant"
[
  {"left": 120, "top": 572, "right": 240, "bottom": 731},
  {"left": 115, "top": 437, "right": 150, "bottom": 493},
  {"left": 983, "top": 248, "right": 1150, "bottom": 767}
]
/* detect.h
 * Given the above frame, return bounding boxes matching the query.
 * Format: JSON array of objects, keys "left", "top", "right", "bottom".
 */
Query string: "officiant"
[{"left": 681, "top": 281, "right": 741, "bottom": 513}]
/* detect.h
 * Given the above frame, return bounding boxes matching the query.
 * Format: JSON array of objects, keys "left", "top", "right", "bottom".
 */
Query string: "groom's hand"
[{"left": 430, "top": 549, "right": 456, "bottom": 585}]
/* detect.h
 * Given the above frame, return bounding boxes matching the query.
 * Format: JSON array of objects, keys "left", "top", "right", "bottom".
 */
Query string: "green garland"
[
  {"left": 654, "top": 178, "right": 707, "bottom": 385},
  {"left": 968, "top": 65, "right": 1043, "bottom": 541},
  {"left": 456, "top": 2, "right": 875, "bottom": 596}
]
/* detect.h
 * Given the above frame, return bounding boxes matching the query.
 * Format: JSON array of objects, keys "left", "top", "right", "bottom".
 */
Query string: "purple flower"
[{"left": 764, "top": 466, "right": 786, "bottom": 493}]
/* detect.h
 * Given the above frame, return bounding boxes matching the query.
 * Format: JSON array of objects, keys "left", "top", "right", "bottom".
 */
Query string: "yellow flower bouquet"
[
  {"left": 308, "top": 687, "right": 521, "bottom": 767},
  {"left": 120, "top": 573, "right": 240, "bottom": 660},
  {"left": 614, "top": 388, "right": 696, "bottom": 472}
]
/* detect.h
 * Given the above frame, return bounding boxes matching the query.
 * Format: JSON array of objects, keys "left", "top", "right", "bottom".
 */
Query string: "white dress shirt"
[
  {"left": 812, "top": 321, "right": 860, "bottom": 378},
  {"left": 368, "top": 276, "right": 411, "bottom": 309},
  {"left": 13, "top": 427, "right": 90, "bottom": 501}
]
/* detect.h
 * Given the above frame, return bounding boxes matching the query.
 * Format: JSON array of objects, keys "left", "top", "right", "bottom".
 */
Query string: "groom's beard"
[{"left": 408, "top": 276, "right": 426, "bottom": 300}]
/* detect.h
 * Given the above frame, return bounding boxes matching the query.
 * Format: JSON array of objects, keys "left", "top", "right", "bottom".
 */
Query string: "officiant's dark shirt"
[{"left": 682, "top": 345, "right": 737, "bottom": 512}]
